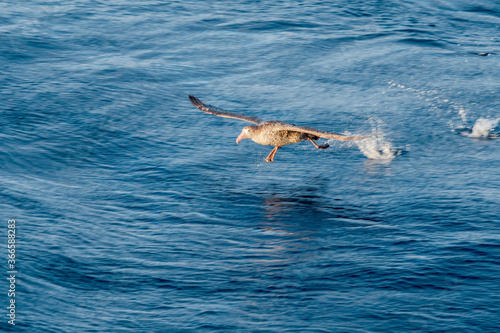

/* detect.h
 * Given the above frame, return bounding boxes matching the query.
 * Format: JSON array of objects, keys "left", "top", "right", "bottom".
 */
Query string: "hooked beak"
[{"left": 236, "top": 131, "right": 246, "bottom": 144}]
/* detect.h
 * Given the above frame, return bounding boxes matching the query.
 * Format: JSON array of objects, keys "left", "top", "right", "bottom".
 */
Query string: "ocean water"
[{"left": 1, "top": 0, "right": 499, "bottom": 332}]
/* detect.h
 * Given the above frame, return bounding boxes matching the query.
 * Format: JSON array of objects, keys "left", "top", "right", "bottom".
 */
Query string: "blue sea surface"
[{"left": 1, "top": 0, "right": 500, "bottom": 332}]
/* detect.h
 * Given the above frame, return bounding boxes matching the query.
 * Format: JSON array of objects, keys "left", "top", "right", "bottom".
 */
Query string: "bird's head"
[{"left": 236, "top": 125, "right": 258, "bottom": 144}]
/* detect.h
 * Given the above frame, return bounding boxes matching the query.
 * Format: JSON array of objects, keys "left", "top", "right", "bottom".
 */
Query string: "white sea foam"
[{"left": 465, "top": 118, "right": 500, "bottom": 139}]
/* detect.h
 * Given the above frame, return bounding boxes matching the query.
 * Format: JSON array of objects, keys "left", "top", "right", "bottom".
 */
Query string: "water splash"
[
  {"left": 350, "top": 117, "right": 398, "bottom": 160},
  {"left": 355, "top": 134, "right": 396, "bottom": 160},
  {"left": 464, "top": 118, "right": 500, "bottom": 139},
  {"left": 386, "top": 80, "right": 499, "bottom": 141},
  {"left": 387, "top": 80, "right": 469, "bottom": 123},
  {"left": 458, "top": 107, "right": 468, "bottom": 122}
]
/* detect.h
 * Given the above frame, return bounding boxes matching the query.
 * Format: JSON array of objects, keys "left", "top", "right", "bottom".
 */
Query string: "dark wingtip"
[{"left": 188, "top": 95, "right": 203, "bottom": 109}]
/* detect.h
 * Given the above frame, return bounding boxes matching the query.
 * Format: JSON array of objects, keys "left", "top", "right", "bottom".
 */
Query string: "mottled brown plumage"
[{"left": 189, "top": 95, "right": 371, "bottom": 162}]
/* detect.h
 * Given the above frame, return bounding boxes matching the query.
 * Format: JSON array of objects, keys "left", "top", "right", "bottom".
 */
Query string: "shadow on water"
[
  {"left": 263, "top": 189, "right": 323, "bottom": 221},
  {"left": 256, "top": 174, "right": 380, "bottom": 232},
  {"left": 259, "top": 174, "right": 328, "bottom": 221}
]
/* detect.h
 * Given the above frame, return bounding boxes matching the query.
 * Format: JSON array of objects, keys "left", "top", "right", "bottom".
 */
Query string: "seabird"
[{"left": 189, "top": 95, "right": 372, "bottom": 162}]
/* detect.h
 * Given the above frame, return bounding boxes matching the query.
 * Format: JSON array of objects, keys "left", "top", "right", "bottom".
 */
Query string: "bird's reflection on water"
[
  {"left": 261, "top": 190, "right": 360, "bottom": 225},
  {"left": 259, "top": 175, "right": 328, "bottom": 221},
  {"left": 263, "top": 193, "right": 321, "bottom": 221},
  {"left": 252, "top": 172, "right": 384, "bottom": 236}
]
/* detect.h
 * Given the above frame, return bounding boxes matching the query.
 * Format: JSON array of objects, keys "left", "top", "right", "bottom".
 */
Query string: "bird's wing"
[
  {"left": 275, "top": 123, "right": 372, "bottom": 141},
  {"left": 189, "top": 95, "right": 263, "bottom": 125}
]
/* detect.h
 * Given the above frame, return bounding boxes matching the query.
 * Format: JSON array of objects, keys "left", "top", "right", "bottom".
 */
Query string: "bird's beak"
[{"left": 236, "top": 131, "right": 246, "bottom": 144}]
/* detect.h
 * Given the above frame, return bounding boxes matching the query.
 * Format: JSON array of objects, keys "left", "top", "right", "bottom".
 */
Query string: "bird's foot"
[
  {"left": 265, "top": 146, "right": 279, "bottom": 162},
  {"left": 307, "top": 137, "right": 329, "bottom": 149}
]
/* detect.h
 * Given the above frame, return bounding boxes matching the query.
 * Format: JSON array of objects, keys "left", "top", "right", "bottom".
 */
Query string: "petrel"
[{"left": 189, "top": 95, "right": 371, "bottom": 162}]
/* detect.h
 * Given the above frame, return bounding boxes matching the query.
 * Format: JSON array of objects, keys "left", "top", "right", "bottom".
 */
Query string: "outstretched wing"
[
  {"left": 275, "top": 123, "right": 372, "bottom": 141},
  {"left": 189, "top": 95, "right": 263, "bottom": 125}
]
